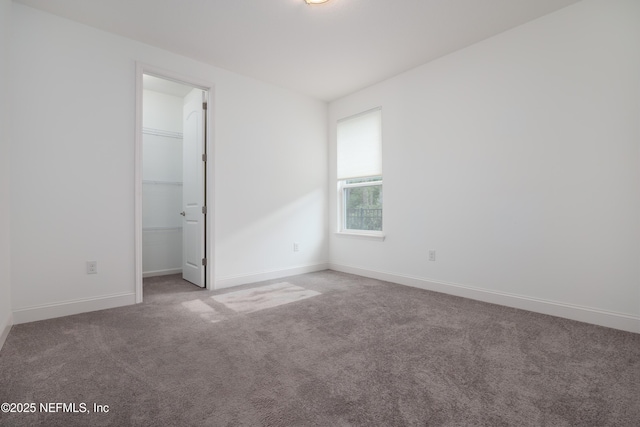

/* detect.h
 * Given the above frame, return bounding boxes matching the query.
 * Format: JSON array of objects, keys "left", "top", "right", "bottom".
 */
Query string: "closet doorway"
[{"left": 136, "top": 69, "right": 211, "bottom": 301}]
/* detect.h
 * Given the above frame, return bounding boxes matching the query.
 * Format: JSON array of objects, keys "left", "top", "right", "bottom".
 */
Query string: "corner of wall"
[
  {"left": 0, "top": 0, "right": 14, "bottom": 352},
  {"left": 0, "top": 313, "right": 12, "bottom": 351}
]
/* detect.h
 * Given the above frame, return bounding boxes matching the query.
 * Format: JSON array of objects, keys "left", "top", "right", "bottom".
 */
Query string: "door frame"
[{"left": 134, "top": 62, "right": 215, "bottom": 303}]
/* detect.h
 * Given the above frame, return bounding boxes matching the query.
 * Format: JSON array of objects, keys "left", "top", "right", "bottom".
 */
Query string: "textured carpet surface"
[{"left": 0, "top": 270, "right": 639, "bottom": 426}]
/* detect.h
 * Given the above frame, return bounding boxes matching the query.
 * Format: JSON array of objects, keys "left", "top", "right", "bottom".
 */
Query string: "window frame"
[
  {"left": 337, "top": 178, "right": 385, "bottom": 240},
  {"left": 336, "top": 107, "right": 385, "bottom": 240}
]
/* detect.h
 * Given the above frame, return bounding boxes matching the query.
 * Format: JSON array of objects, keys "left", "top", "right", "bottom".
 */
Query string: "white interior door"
[{"left": 182, "top": 88, "right": 206, "bottom": 287}]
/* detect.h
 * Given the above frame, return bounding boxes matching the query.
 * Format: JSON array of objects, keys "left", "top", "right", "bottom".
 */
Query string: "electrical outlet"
[
  {"left": 86, "top": 261, "right": 98, "bottom": 274},
  {"left": 293, "top": 242, "right": 299, "bottom": 252},
  {"left": 428, "top": 250, "right": 436, "bottom": 262}
]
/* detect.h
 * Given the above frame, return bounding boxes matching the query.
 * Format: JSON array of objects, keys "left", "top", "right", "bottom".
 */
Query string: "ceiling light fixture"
[{"left": 305, "top": 0, "right": 330, "bottom": 4}]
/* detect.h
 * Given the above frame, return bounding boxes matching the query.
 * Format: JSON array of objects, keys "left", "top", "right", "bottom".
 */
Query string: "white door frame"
[{"left": 134, "top": 62, "right": 215, "bottom": 303}]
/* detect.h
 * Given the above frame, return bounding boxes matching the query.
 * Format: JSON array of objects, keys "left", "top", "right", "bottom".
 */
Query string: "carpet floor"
[{"left": 0, "top": 270, "right": 639, "bottom": 426}]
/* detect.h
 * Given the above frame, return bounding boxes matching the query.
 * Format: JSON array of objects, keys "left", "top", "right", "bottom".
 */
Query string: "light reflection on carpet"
[
  {"left": 180, "top": 299, "right": 225, "bottom": 323},
  {"left": 212, "top": 282, "right": 321, "bottom": 314}
]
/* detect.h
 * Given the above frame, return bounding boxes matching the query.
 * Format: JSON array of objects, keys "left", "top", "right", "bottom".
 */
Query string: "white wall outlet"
[
  {"left": 429, "top": 250, "right": 436, "bottom": 262},
  {"left": 86, "top": 261, "right": 97, "bottom": 274},
  {"left": 293, "top": 242, "right": 299, "bottom": 252}
]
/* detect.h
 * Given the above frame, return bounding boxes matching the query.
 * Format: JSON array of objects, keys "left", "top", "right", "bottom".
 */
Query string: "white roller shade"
[{"left": 337, "top": 108, "right": 382, "bottom": 180}]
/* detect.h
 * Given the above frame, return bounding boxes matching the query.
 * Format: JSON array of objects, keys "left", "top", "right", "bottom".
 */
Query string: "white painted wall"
[
  {"left": 142, "top": 89, "right": 184, "bottom": 277},
  {"left": 212, "top": 72, "right": 329, "bottom": 289},
  {"left": 329, "top": 0, "right": 640, "bottom": 332},
  {"left": 9, "top": 4, "right": 328, "bottom": 322},
  {"left": 143, "top": 90, "right": 183, "bottom": 134},
  {"left": 0, "top": 0, "right": 13, "bottom": 347}
]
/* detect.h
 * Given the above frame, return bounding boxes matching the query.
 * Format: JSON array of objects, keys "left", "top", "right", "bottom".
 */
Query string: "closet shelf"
[
  {"left": 142, "top": 127, "right": 183, "bottom": 139},
  {"left": 142, "top": 227, "right": 183, "bottom": 232},
  {"left": 143, "top": 180, "right": 183, "bottom": 186}
]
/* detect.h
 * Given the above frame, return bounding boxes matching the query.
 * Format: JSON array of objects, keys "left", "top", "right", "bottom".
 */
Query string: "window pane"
[{"left": 344, "top": 185, "right": 383, "bottom": 231}]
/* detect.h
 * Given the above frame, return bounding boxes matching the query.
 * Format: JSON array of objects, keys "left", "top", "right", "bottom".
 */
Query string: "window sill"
[{"left": 334, "top": 231, "right": 386, "bottom": 242}]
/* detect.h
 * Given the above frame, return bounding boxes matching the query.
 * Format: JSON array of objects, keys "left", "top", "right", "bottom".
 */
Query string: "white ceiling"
[{"left": 15, "top": 0, "right": 581, "bottom": 101}]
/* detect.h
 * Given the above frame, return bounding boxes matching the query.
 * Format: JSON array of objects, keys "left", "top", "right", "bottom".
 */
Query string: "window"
[{"left": 337, "top": 108, "right": 382, "bottom": 234}]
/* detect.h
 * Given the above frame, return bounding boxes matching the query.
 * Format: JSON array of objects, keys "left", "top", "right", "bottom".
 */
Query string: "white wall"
[
  {"left": 142, "top": 89, "right": 184, "bottom": 277},
  {"left": 329, "top": 0, "right": 640, "bottom": 332},
  {"left": 0, "top": 0, "right": 13, "bottom": 348},
  {"left": 213, "top": 73, "right": 329, "bottom": 288},
  {"left": 143, "top": 90, "right": 184, "bottom": 133},
  {"left": 10, "top": 4, "right": 328, "bottom": 322}
]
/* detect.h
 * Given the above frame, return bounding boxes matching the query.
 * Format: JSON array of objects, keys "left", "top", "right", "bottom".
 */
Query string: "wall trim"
[
  {"left": 0, "top": 312, "right": 12, "bottom": 351},
  {"left": 12, "top": 292, "right": 136, "bottom": 325},
  {"left": 215, "top": 262, "right": 329, "bottom": 290},
  {"left": 143, "top": 268, "right": 182, "bottom": 278},
  {"left": 329, "top": 263, "right": 640, "bottom": 334}
]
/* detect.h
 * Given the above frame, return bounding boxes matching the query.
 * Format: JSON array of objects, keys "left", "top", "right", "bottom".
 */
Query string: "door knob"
[{"left": 180, "top": 211, "right": 186, "bottom": 216}]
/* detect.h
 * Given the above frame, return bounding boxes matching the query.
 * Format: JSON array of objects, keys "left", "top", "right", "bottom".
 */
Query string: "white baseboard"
[
  {"left": 329, "top": 263, "right": 640, "bottom": 334},
  {"left": 12, "top": 292, "right": 137, "bottom": 325},
  {"left": 215, "top": 262, "right": 329, "bottom": 290},
  {"left": 0, "top": 312, "right": 12, "bottom": 351},
  {"left": 143, "top": 268, "right": 182, "bottom": 278}
]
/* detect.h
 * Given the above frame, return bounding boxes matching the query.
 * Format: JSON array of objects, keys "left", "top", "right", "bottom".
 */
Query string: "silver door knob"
[{"left": 180, "top": 211, "right": 186, "bottom": 216}]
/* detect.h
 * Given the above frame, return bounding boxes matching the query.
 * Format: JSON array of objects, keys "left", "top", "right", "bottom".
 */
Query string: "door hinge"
[
  {"left": 202, "top": 258, "right": 207, "bottom": 266},
  {"left": 202, "top": 153, "right": 207, "bottom": 162},
  {"left": 202, "top": 206, "right": 207, "bottom": 215},
  {"left": 202, "top": 102, "right": 208, "bottom": 110}
]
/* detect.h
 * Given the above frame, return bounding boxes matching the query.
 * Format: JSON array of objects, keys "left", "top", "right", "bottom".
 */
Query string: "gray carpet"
[{"left": 1, "top": 270, "right": 639, "bottom": 426}]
